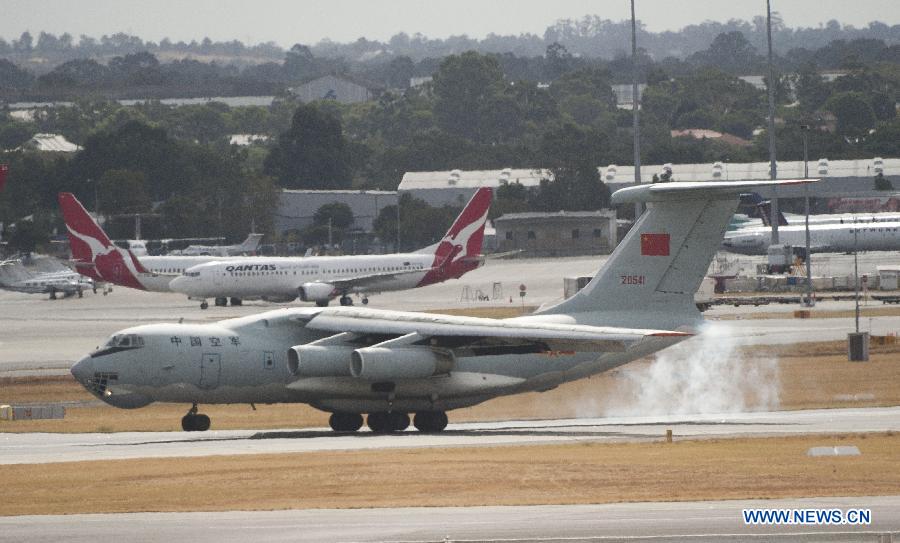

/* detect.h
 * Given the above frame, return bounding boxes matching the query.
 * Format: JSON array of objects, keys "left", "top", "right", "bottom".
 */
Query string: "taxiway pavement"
[
  {"left": 2, "top": 406, "right": 897, "bottom": 465},
  {"left": 2, "top": 496, "right": 898, "bottom": 542}
]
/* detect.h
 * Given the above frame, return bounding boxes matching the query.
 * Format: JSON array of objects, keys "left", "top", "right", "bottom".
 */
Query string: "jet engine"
[
  {"left": 350, "top": 346, "right": 454, "bottom": 381},
  {"left": 298, "top": 282, "right": 335, "bottom": 303},
  {"left": 287, "top": 344, "right": 354, "bottom": 377}
]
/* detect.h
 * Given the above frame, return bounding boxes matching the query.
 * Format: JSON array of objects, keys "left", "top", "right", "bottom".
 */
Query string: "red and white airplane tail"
[
  {"left": 417, "top": 187, "right": 492, "bottom": 284},
  {"left": 58, "top": 192, "right": 148, "bottom": 290}
]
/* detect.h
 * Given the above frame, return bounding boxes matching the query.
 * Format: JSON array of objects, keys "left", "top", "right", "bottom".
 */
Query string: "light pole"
[
  {"left": 801, "top": 124, "right": 813, "bottom": 306},
  {"left": 765, "top": 0, "right": 779, "bottom": 245}
]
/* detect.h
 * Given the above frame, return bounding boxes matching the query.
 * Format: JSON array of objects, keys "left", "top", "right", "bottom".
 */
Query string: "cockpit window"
[{"left": 94, "top": 334, "right": 145, "bottom": 356}]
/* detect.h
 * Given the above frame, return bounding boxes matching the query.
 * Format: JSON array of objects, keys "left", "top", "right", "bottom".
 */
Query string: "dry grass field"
[
  {"left": 2, "top": 340, "right": 898, "bottom": 433},
  {"left": 0, "top": 433, "right": 896, "bottom": 516}
]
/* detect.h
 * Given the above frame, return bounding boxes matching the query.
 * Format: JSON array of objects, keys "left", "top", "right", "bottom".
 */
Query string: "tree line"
[{"left": 1, "top": 35, "right": 898, "bottom": 253}]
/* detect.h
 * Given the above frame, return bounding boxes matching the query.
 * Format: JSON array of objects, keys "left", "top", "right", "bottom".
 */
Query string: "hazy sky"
[{"left": 2, "top": 0, "right": 898, "bottom": 47}]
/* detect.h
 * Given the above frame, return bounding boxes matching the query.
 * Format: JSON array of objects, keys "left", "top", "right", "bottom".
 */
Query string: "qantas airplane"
[
  {"left": 58, "top": 193, "right": 249, "bottom": 293},
  {"left": 70, "top": 179, "right": 813, "bottom": 433},
  {"left": 168, "top": 187, "right": 492, "bottom": 309}
]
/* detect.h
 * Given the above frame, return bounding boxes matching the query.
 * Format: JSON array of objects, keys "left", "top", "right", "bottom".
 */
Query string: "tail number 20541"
[{"left": 621, "top": 275, "right": 646, "bottom": 285}]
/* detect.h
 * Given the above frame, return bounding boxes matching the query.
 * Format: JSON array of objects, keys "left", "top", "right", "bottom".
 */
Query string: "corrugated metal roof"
[
  {"left": 398, "top": 158, "right": 900, "bottom": 190},
  {"left": 281, "top": 189, "right": 397, "bottom": 195},
  {"left": 19, "top": 133, "right": 81, "bottom": 153},
  {"left": 399, "top": 168, "right": 552, "bottom": 191}
]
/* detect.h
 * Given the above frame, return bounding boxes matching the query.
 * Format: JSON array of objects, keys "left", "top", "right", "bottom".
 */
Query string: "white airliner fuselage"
[
  {"left": 723, "top": 220, "right": 900, "bottom": 254},
  {"left": 171, "top": 254, "right": 435, "bottom": 301}
]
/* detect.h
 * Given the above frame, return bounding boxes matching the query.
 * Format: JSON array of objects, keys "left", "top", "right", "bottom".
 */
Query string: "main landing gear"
[
  {"left": 326, "top": 411, "right": 448, "bottom": 433},
  {"left": 338, "top": 295, "right": 368, "bottom": 306},
  {"left": 199, "top": 297, "right": 243, "bottom": 310},
  {"left": 181, "top": 403, "right": 211, "bottom": 432}
]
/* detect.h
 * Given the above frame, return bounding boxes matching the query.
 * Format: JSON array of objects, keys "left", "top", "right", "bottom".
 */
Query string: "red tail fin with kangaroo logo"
[
  {"left": 58, "top": 192, "right": 148, "bottom": 290},
  {"left": 417, "top": 187, "right": 492, "bottom": 286}
]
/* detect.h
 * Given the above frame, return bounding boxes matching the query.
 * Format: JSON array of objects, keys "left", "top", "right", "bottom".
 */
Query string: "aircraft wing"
[
  {"left": 327, "top": 267, "right": 438, "bottom": 291},
  {"left": 295, "top": 307, "right": 690, "bottom": 353}
]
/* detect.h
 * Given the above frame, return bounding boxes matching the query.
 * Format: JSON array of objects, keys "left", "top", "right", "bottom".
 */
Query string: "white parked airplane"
[
  {"left": 171, "top": 233, "right": 264, "bottom": 256},
  {"left": 169, "top": 187, "right": 493, "bottom": 309},
  {"left": 723, "top": 218, "right": 900, "bottom": 254},
  {"left": 0, "top": 263, "right": 94, "bottom": 298},
  {"left": 70, "top": 179, "right": 813, "bottom": 433}
]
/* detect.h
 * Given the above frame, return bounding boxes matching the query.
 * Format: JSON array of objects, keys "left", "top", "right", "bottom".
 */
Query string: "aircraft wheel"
[
  {"left": 366, "top": 412, "right": 392, "bottom": 433},
  {"left": 414, "top": 411, "right": 448, "bottom": 433},
  {"left": 361, "top": 297, "right": 369, "bottom": 305},
  {"left": 214, "top": 297, "right": 228, "bottom": 307},
  {"left": 390, "top": 412, "right": 410, "bottom": 431},
  {"left": 181, "top": 413, "right": 211, "bottom": 432},
  {"left": 339, "top": 295, "right": 353, "bottom": 306},
  {"left": 230, "top": 297, "right": 242, "bottom": 306},
  {"left": 200, "top": 301, "right": 209, "bottom": 310},
  {"left": 329, "top": 412, "right": 363, "bottom": 432},
  {"left": 194, "top": 414, "right": 211, "bottom": 431},
  {"left": 315, "top": 300, "right": 329, "bottom": 307}
]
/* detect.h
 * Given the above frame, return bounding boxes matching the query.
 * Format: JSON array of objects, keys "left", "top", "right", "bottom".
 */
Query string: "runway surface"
[
  {"left": 2, "top": 406, "right": 898, "bottom": 465},
  {"left": 2, "top": 496, "right": 898, "bottom": 542}
]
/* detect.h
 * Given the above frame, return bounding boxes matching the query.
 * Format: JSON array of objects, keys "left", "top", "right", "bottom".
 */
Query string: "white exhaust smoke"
[{"left": 600, "top": 322, "right": 780, "bottom": 417}]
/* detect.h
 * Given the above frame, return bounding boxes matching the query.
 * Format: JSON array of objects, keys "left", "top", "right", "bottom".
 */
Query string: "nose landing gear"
[{"left": 181, "top": 403, "right": 211, "bottom": 431}]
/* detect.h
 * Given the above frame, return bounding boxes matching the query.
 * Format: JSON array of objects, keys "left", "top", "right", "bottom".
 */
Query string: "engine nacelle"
[
  {"left": 298, "top": 282, "right": 335, "bottom": 302},
  {"left": 350, "top": 346, "right": 454, "bottom": 381},
  {"left": 287, "top": 344, "right": 354, "bottom": 377}
]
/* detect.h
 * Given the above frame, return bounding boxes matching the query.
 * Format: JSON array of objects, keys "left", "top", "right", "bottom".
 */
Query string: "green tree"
[
  {"left": 826, "top": 91, "right": 876, "bottom": 139},
  {"left": 432, "top": 51, "right": 505, "bottom": 142},
  {"left": 7, "top": 218, "right": 49, "bottom": 254},
  {"left": 534, "top": 123, "right": 610, "bottom": 211},
  {"left": 96, "top": 169, "right": 151, "bottom": 215},
  {"left": 264, "top": 103, "right": 352, "bottom": 189}
]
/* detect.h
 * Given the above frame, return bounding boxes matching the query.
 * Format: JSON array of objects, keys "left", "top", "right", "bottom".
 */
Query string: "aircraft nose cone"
[{"left": 70, "top": 356, "right": 93, "bottom": 384}]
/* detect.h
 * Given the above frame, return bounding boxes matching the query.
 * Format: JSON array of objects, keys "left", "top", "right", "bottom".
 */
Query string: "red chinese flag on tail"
[
  {"left": 640, "top": 233, "right": 670, "bottom": 256},
  {"left": 0, "top": 164, "right": 7, "bottom": 192}
]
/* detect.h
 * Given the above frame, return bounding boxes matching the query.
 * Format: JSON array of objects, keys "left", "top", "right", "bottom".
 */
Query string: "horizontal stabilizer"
[{"left": 613, "top": 179, "right": 816, "bottom": 204}]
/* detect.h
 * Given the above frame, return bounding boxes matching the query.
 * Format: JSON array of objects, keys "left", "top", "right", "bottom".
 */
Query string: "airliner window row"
[
  {"left": 851, "top": 227, "right": 899, "bottom": 232},
  {"left": 222, "top": 264, "right": 425, "bottom": 276}
]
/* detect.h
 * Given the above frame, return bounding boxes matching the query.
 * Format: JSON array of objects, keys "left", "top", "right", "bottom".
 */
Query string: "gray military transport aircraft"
[{"left": 70, "top": 179, "right": 813, "bottom": 433}]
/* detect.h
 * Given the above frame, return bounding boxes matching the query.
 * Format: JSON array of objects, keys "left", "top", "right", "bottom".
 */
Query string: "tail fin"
[
  {"left": 417, "top": 187, "right": 492, "bottom": 281},
  {"left": 743, "top": 192, "right": 787, "bottom": 226},
  {"left": 539, "top": 180, "right": 815, "bottom": 329},
  {"left": 238, "top": 233, "right": 264, "bottom": 254},
  {"left": 58, "top": 193, "right": 148, "bottom": 289}
]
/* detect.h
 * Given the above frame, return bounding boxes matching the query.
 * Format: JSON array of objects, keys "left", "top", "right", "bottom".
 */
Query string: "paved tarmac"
[
  {"left": 2, "top": 496, "right": 898, "bottom": 542},
  {"left": 3, "top": 252, "right": 900, "bottom": 376},
  {"left": 2, "top": 406, "right": 897, "bottom": 465}
]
